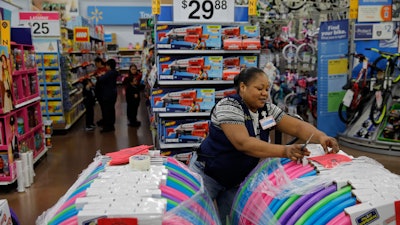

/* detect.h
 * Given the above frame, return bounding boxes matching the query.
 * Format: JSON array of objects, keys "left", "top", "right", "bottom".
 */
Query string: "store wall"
[
  {"left": 0, "top": 0, "right": 30, "bottom": 26},
  {"left": 79, "top": 0, "right": 151, "bottom": 48}
]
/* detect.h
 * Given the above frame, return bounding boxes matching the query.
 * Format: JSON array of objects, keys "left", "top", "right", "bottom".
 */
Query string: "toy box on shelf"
[
  {"left": 13, "top": 101, "right": 44, "bottom": 160},
  {"left": 222, "top": 25, "right": 261, "bottom": 50},
  {"left": 0, "top": 46, "right": 14, "bottom": 115},
  {"left": 157, "top": 25, "right": 222, "bottom": 50},
  {"left": 11, "top": 43, "right": 39, "bottom": 107},
  {"left": 151, "top": 88, "right": 215, "bottom": 113},
  {"left": 222, "top": 55, "right": 258, "bottom": 80},
  {"left": 160, "top": 119, "right": 209, "bottom": 144},
  {"left": 158, "top": 55, "right": 223, "bottom": 80},
  {"left": 0, "top": 112, "right": 17, "bottom": 182}
]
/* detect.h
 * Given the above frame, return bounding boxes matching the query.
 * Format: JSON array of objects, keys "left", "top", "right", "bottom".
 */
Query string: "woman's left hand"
[{"left": 319, "top": 135, "right": 340, "bottom": 154}]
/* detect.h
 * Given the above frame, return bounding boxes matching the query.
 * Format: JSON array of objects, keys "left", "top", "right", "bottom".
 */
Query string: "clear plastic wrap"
[{"left": 162, "top": 156, "right": 221, "bottom": 225}]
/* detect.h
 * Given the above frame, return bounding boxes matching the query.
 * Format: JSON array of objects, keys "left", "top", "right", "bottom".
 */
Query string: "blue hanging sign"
[{"left": 87, "top": 6, "right": 152, "bottom": 25}]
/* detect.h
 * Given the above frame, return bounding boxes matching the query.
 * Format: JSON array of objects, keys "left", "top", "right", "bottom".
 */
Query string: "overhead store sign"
[
  {"left": 173, "top": 0, "right": 234, "bottom": 23},
  {"left": 74, "top": 27, "right": 89, "bottom": 42},
  {"left": 87, "top": 6, "right": 151, "bottom": 25},
  {"left": 19, "top": 11, "right": 61, "bottom": 37}
]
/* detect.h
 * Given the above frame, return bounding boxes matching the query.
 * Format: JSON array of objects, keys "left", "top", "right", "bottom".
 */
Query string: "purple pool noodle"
[
  {"left": 162, "top": 192, "right": 184, "bottom": 204},
  {"left": 169, "top": 170, "right": 200, "bottom": 191},
  {"left": 285, "top": 184, "right": 337, "bottom": 225},
  {"left": 278, "top": 187, "right": 324, "bottom": 224}
]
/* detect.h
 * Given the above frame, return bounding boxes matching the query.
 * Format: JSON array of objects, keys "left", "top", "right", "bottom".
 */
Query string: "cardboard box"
[
  {"left": 158, "top": 55, "right": 223, "bottom": 80},
  {"left": 0, "top": 199, "right": 12, "bottom": 225},
  {"left": 151, "top": 88, "right": 215, "bottom": 112},
  {"left": 160, "top": 119, "right": 209, "bottom": 143}
]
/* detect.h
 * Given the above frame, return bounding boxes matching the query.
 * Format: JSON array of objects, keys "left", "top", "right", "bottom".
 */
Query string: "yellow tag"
[
  {"left": 152, "top": 0, "right": 161, "bottom": 15},
  {"left": 248, "top": 0, "right": 257, "bottom": 16}
]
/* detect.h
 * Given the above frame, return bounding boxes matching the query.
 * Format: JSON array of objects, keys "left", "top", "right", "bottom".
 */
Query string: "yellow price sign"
[
  {"left": 328, "top": 58, "right": 348, "bottom": 75},
  {"left": 349, "top": 0, "right": 358, "bottom": 19},
  {"left": 152, "top": 0, "right": 161, "bottom": 15},
  {"left": 248, "top": 0, "right": 257, "bottom": 16}
]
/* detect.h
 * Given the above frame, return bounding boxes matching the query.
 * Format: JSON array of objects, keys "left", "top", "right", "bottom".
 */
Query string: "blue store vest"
[{"left": 198, "top": 94, "right": 271, "bottom": 188}]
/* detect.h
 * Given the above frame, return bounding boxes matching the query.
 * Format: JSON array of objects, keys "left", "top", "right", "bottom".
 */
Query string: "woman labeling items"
[{"left": 189, "top": 67, "right": 339, "bottom": 224}]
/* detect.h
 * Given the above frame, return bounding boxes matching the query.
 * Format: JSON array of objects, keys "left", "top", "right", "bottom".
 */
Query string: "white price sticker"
[
  {"left": 173, "top": 0, "right": 234, "bottom": 23},
  {"left": 19, "top": 11, "right": 61, "bottom": 37}
]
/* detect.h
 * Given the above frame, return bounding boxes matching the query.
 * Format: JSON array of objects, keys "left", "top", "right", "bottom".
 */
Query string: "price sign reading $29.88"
[{"left": 173, "top": 0, "right": 234, "bottom": 23}]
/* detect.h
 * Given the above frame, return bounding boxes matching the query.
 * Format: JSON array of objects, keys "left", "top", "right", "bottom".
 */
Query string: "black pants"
[
  {"left": 84, "top": 103, "right": 94, "bottom": 127},
  {"left": 101, "top": 99, "right": 116, "bottom": 130},
  {"left": 127, "top": 99, "right": 140, "bottom": 123}
]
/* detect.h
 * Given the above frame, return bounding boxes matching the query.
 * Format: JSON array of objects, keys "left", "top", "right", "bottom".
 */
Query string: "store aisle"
[
  {"left": 0, "top": 87, "right": 153, "bottom": 225},
  {"left": 0, "top": 87, "right": 399, "bottom": 224}
]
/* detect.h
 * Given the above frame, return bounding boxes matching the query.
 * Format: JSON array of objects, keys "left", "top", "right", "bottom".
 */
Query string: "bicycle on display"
[
  {"left": 367, "top": 48, "right": 400, "bottom": 126},
  {"left": 338, "top": 53, "right": 376, "bottom": 125},
  {"left": 284, "top": 76, "right": 318, "bottom": 120},
  {"left": 282, "top": 29, "right": 318, "bottom": 64}
]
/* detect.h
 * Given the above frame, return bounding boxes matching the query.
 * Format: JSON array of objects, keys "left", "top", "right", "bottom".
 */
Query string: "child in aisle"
[
  {"left": 82, "top": 78, "right": 96, "bottom": 131},
  {"left": 123, "top": 64, "right": 142, "bottom": 127},
  {"left": 94, "top": 57, "right": 107, "bottom": 127}
]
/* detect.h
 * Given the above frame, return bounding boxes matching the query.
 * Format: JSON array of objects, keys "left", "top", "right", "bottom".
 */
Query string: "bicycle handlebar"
[{"left": 366, "top": 48, "right": 400, "bottom": 58}]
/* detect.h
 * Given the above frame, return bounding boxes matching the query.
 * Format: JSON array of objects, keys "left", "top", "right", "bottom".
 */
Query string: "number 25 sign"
[{"left": 19, "top": 11, "right": 61, "bottom": 37}]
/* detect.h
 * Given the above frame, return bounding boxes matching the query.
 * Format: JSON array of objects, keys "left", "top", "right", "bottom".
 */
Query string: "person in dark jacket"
[
  {"left": 94, "top": 57, "right": 107, "bottom": 126},
  {"left": 189, "top": 67, "right": 340, "bottom": 224},
  {"left": 97, "top": 59, "right": 119, "bottom": 132},
  {"left": 123, "top": 64, "right": 142, "bottom": 127},
  {"left": 81, "top": 78, "right": 96, "bottom": 131}
]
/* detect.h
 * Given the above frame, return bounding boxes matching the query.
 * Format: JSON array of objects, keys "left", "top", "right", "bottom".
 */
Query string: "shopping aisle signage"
[
  {"left": 173, "top": 0, "right": 234, "bottom": 23},
  {"left": 19, "top": 11, "right": 60, "bottom": 37},
  {"left": 358, "top": 0, "right": 392, "bottom": 22},
  {"left": 354, "top": 22, "right": 394, "bottom": 40},
  {"left": 74, "top": 27, "right": 89, "bottom": 42},
  {"left": 152, "top": 0, "right": 161, "bottom": 15}
]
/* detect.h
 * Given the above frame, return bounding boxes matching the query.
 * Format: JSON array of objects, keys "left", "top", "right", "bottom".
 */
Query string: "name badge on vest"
[{"left": 260, "top": 116, "right": 276, "bottom": 130}]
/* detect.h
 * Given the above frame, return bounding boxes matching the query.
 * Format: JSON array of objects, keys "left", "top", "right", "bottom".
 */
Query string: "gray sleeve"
[{"left": 211, "top": 98, "right": 245, "bottom": 126}]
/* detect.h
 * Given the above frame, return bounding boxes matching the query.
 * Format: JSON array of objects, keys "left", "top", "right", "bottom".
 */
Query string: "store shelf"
[
  {"left": 34, "top": 146, "right": 49, "bottom": 163},
  {"left": 157, "top": 50, "right": 260, "bottom": 54},
  {"left": 158, "top": 112, "right": 210, "bottom": 117},
  {"left": 158, "top": 80, "right": 234, "bottom": 85},
  {"left": 69, "top": 98, "right": 84, "bottom": 111},
  {"left": 0, "top": 177, "right": 17, "bottom": 186},
  {"left": 159, "top": 142, "right": 200, "bottom": 149},
  {"left": 15, "top": 96, "right": 41, "bottom": 109},
  {"left": 64, "top": 109, "right": 86, "bottom": 130}
]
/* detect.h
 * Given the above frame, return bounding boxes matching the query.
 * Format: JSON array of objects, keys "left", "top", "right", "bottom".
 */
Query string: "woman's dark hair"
[
  {"left": 94, "top": 57, "right": 105, "bottom": 65},
  {"left": 233, "top": 67, "right": 265, "bottom": 92},
  {"left": 128, "top": 64, "right": 138, "bottom": 75},
  {"left": 106, "top": 59, "right": 117, "bottom": 70}
]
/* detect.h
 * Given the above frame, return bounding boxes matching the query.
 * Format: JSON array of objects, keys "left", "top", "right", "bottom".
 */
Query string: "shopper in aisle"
[
  {"left": 94, "top": 57, "right": 107, "bottom": 127},
  {"left": 81, "top": 78, "right": 96, "bottom": 131},
  {"left": 189, "top": 67, "right": 340, "bottom": 224},
  {"left": 97, "top": 59, "right": 119, "bottom": 132},
  {"left": 123, "top": 64, "right": 142, "bottom": 127}
]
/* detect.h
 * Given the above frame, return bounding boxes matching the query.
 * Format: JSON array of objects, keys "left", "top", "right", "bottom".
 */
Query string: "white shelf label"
[
  {"left": 173, "top": 0, "right": 234, "bottom": 23},
  {"left": 19, "top": 11, "right": 61, "bottom": 37}
]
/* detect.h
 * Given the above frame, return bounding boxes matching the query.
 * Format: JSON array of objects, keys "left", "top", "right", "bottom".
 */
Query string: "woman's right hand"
[{"left": 284, "top": 144, "right": 311, "bottom": 161}]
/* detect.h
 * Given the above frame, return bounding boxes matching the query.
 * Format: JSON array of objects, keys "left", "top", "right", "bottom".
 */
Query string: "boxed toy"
[
  {"left": 160, "top": 119, "right": 209, "bottom": 143},
  {"left": 151, "top": 88, "right": 215, "bottom": 112},
  {"left": 222, "top": 56, "right": 258, "bottom": 80},
  {"left": 215, "top": 88, "right": 237, "bottom": 103},
  {"left": 0, "top": 199, "right": 12, "bottom": 225},
  {"left": 222, "top": 26, "right": 242, "bottom": 50},
  {"left": 199, "top": 25, "right": 222, "bottom": 50},
  {"left": 157, "top": 25, "right": 202, "bottom": 49},
  {"left": 158, "top": 55, "right": 223, "bottom": 80},
  {"left": 241, "top": 26, "right": 261, "bottom": 50}
]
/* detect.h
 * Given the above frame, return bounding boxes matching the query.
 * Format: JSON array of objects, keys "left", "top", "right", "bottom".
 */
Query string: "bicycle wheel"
[
  {"left": 282, "top": 43, "right": 298, "bottom": 62},
  {"left": 272, "top": 90, "right": 282, "bottom": 105},
  {"left": 338, "top": 102, "right": 362, "bottom": 124},
  {"left": 296, "top": 43, "right": 315, "bottom": 63},
  {"left": 369, "top": 92, "right": 388, "bottom": 125},
  {"left": 373, "top": 55, "right": 400, "bottom": 83}
]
